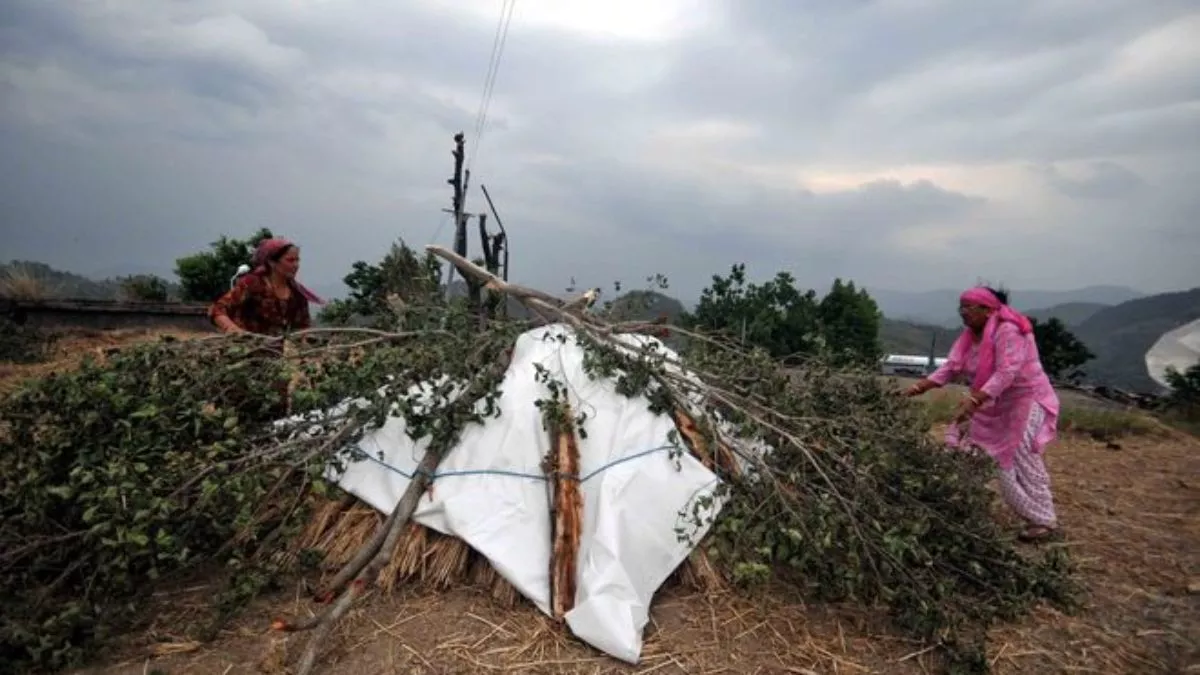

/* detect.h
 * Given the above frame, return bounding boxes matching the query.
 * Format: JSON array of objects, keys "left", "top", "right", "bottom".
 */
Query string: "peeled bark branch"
[
  {"left": 312, "top": 504, "right": 402, "bottom": 603},
  {"left": 273, "top": 444, "right": 442, "bottom": 675},
  {"left": 670, "top": 406, "right": 743, "bottom": 478},
  {"left": 426, "top": 245, "right": 596, "bottom": 319},
  {"left": 546, "top": 403, "right": 583, "bottom": 620}
]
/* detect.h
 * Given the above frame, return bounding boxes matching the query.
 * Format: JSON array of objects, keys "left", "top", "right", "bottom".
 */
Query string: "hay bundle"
[
  {"left": 297, "top": 497, "right": 722, "bottom": 605},
  {"left": 291, "top": 394, "right": 728, "bottom": 616}
]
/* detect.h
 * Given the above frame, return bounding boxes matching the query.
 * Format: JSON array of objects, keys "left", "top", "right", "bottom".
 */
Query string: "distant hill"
[
  {"left": 880, "top": 319, "right": 960, "bottom": 356},
  {"left": 0, "top": 261, "right": 121, "bottom": 300},
  {"left": 602, "top": 290, "right": 686, "bottom": 323},
  {"left": 1073, "top": 288, "right": 1200, "bottom": 392},
  {"left": 9, "top": 259, "right": 1192, "bottom": 393},
  {"left": 870, "top": 286, "right": 1145, "bottom": 326},
  {"left": 1025, "top": 302, "right": 1109, "bottom": 328}
]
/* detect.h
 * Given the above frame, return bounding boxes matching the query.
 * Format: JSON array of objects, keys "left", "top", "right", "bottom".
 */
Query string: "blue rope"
[{"left": 340, "top": 443, "right": 682, "bottom": 484}]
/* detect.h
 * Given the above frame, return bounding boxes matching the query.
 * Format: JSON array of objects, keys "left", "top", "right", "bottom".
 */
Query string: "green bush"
[
  {"left": 1162, "top": 362, "right": 1200, "bottom": 425},
  {"left": 578, "top": 336, "right": 1079, "bottom": 673},
  {"left": 0, "top": 338, "right": 303, "bottom": 670},
  {"left": 0, "top": 311, "right": 520, "bottom": 673}
]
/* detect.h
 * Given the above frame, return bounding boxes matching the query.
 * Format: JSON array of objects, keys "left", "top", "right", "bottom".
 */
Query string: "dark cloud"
[{"left": 1, "top": 0, "right": 1196, "bottom": 303}]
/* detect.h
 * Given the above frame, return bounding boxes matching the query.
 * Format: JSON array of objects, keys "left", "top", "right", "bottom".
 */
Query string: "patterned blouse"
[{"left": 208, "top": 273, "right": 312, "bottom": 336}]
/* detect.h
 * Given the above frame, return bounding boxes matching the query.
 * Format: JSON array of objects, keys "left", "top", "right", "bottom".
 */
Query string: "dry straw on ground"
[
  {"left": 75, "top": 430, "right": 1197, "bottom": 675},
  {"left": 0, "top": 264, "right": 56, "bottom": 300},
  {"left": 291, "top": 497, "right": 725, "bottom": 610}
]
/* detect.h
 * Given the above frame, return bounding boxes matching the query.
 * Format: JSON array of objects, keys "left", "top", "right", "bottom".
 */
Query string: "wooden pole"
[
  {"left": 480, "top": 184, "right": 509, "bottom": 282},
  {"left": 449, "top": 133, "right": 467, "bottom": 266},
  {"left": 445, "top": 132, "right": 469, "bottom": 300},
  {"left": 469, "top": 213, "right": 491, "bottom": 327}
]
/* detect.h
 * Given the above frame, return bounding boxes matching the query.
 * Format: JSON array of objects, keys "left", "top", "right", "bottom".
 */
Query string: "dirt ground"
[
  {"left": 0, "top": 328, "right": 210, "bottom": 395},
  {"left": 66, "top": 430, "right": 1198, "bottom": 675},
  {"left": 8, "top": 332, "right": 1197, "bottom": 674}
]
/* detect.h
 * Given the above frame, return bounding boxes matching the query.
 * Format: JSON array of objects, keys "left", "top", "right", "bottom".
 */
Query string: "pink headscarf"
[
  {"left": 251, "top": 238, "right": 324, "bottom": 305},
  {"left": 948, "top": 287, "right": 1033, "bottom": 390}
]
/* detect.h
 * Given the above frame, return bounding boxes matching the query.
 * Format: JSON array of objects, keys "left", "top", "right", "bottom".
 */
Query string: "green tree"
[
  {"left": 681, "top": 264, "right": 822, "bottom": 360},
  {"left": 174, "top": 228, "right": 274, "bottom": 302},
  {"left": 818, "top": 278, "right": 883, "bottom": 366},
  {"left": 318, "top": 240, "right": 444, "bottom": 330},
  {"left": 1163, "top": 361, "right": 1200, "bottom": 415},
  {"left": 1032, "top": 317, "right": 1095, "bottom": 383},
  {"left": 118, "top": 274, "right": 170, "bottom": 302}
]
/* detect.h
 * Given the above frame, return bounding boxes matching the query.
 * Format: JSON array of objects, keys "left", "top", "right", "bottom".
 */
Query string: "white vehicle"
[{"left": 880, "top": 353, "right": 947, "bottom": 377}]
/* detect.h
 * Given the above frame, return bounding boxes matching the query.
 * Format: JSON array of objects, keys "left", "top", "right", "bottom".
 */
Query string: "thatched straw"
[
  {"left": 379, "top": 528, "right": 472, "bottom": 591},
  {"left": 315, "top": 506, "right": 381, "bottom": 568},
  {"left": 469, "top": 556, "right": 523, "bottom": 608},
  {"left": 293, "top": 495, "right": 357, "bottom": 553},
  {"left": 296, "top": 494, "right": 727, "bottom": 612}
]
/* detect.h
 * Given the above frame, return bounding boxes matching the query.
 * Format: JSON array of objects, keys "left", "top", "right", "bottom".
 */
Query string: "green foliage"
[
  {"left": 317, "top": 240, "right": 445, "bottom": 330},
  {"left": 1162, "top": 362, "right": 1200, "bottom": 422},
  {"left": 0, "top": 339, "right": 295, "bottom": 670},
  {"left": 682, "top": 264, "right": 823, "bottom": 360},
  {"left": 573, "top": 330, "right": 1078, "bottom": 673},
  {"left": 0, "top": 308, "right": 521, "bottom": 672},
  {"left": 681, "top": 264, "right": 882, "bottom": 365},
  {"left": 1164, "top": 361, "right": 1200, "bottom": 405},
  {"left": 117, "top": 274, "right": 171, "bottom": 302},
  {"left": 1032, "top": 317, "right": 1095, "bottom": 383},
  {"left": 174, "top": 228, "right": 274, "bottom": 303},
  {"left": 818, "top": 278, "right": 883, "bottom": 366}
]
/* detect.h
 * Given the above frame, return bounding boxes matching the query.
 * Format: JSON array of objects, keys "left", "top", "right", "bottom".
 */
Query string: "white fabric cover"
[
  {"left": 1145, "top": 318, "right": 1200, "bottom": 390},
  {"left": 325, "top": 324, "right": 726, "bottom": 663}
]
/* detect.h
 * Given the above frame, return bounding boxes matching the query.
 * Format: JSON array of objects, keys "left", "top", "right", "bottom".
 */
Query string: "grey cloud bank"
[{"left": 1, "top": 0, "right": 1197, "bottom": 306}]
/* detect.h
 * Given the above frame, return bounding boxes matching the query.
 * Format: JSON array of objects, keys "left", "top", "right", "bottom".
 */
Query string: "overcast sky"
[{"left": 1, "top": 0, "right": 1197, "bottom": 302}]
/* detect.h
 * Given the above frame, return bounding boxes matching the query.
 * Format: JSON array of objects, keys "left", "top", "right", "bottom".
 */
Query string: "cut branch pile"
[{"left": 0, "top": 245, "right": 1078, "bottom": 675}]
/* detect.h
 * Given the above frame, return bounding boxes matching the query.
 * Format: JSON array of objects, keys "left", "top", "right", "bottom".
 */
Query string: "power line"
[
  {"left": 426, "top": 212, "right": 453, "bottom": 247},
  {"left": 472, "top": 0, "right": 510, "bottom": 141},
  {"left": 468, "top": 0, "right": 516, "bottom": 175}
]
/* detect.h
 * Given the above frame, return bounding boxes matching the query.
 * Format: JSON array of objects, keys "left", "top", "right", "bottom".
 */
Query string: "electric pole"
[
  {"left": 444, "top": 132, "right": 488, "bottom": 323},
  {"left": 445, "top": 133, "right": 468, "bottom": 294},
  {"left": 442, "top": 133, "right": 509, "bottom": 325}
]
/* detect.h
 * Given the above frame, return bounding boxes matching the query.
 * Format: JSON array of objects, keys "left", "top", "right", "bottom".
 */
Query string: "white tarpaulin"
[
  {"left": 1145, "top": 318, "right": 1200, "bottom": 389},
  {"left": 325, "top": 324, "right": 726, "bottom": 663}
]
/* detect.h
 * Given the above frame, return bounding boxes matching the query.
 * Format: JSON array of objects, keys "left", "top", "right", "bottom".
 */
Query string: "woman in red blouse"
[{"left": 209, "top": 238, "right": 324, "bottom": 336}]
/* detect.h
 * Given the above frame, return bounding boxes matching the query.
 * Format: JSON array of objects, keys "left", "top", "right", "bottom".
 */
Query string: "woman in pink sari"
[{"left": 903, "top": 286, "right": 1061, "bottom": 542}]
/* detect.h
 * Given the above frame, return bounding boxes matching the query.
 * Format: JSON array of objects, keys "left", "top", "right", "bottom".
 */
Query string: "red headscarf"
[
  {"left": 251, "top": 238, "right": 324, "bottom": 305},
  {"left": 948, "top": 286, "right": 1033, "bottom": 390}
]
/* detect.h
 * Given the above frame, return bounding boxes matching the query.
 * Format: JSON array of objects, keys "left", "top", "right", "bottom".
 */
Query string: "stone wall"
[{"left": 1, "top": 298, "right": 217, "bottom": 333}]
